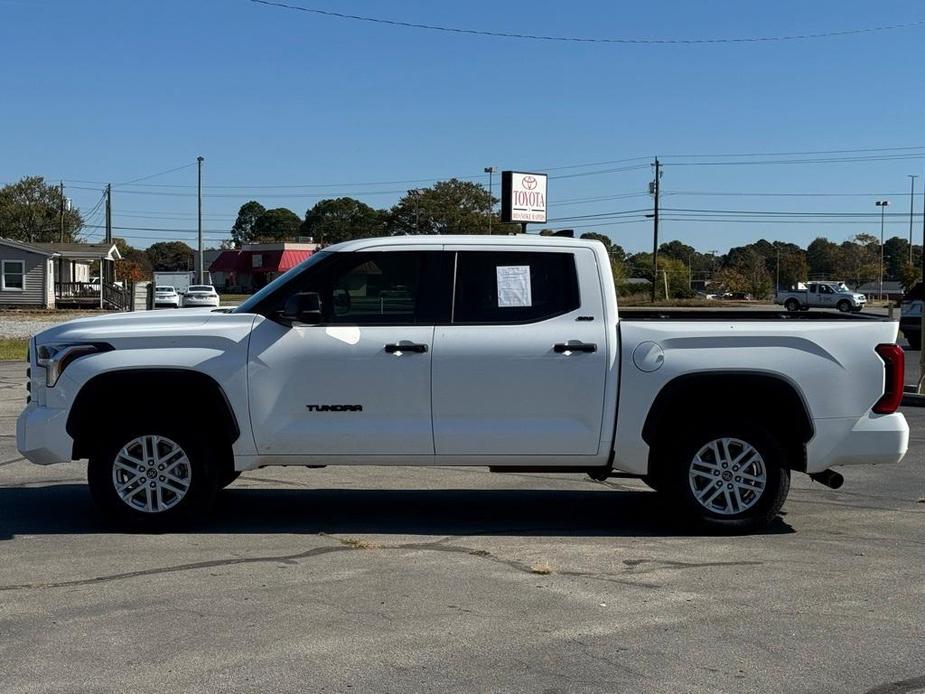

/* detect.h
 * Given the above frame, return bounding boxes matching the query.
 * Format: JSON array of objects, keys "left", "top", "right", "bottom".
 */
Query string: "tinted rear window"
[{"left": 453, "top": 251, "right": 580, "bottom": 324}]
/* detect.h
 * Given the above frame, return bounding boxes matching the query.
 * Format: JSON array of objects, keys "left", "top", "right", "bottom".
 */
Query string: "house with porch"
[{"left": 0, "top": 238, "right": 127, "bottom": 309}]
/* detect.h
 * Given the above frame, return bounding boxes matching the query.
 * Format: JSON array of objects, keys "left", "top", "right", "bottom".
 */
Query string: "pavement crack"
[
  {"left": 0, "top": 543, "right": 352, "bottom": 592},
  {"left": 0, "top": 535, "right": 663, "bottom": 593},
  {"left": 864, "top": 674, "right": 925, "bottom": 694}
]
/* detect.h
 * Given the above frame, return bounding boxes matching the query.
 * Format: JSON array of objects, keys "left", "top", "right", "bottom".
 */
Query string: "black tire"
[
  {"left": 88, "top": 423, "right": 219, "bottom": 529},
  {"left": 836, "top": 300, "right": 851, "bottom": 313},
  {"left": 907, "top": 333, "right": 922, "bottom": 350},
  {"left": 784, "top": 299, "right": 800, "bottom": 312},
  {"left": 655, "top": 422, "right": 791, "bottom": 533}
]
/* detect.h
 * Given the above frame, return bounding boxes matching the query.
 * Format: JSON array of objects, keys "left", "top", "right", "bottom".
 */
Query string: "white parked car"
[
  {"left": 153, "top": 285, "right": 180, "bottom": 308},
  {"left": 182, "top": 285, "right": 220, "bottom": 308},
  {"left": 17, "top": 236, "right": 909, "bottom": 532}
]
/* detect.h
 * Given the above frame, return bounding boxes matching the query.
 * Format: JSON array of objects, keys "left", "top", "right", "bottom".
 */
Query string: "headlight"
[{"left": 36, "top": 343, "right": 108, "bottom": 387}]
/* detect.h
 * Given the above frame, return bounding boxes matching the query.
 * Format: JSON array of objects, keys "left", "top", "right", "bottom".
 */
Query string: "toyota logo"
[{"left": 522, "top": 176, "right": 538, "bottom": 190}]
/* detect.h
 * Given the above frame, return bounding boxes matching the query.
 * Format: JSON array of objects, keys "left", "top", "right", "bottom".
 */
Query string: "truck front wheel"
[
  {"left": 88, "top": 426, "right": 219, "bottom": 529},
  {"left": 837, "top": 300, "right": 852, "bottom": 313},
  {"left": 658, "top": 423, "right": 790, "bottom": 532}
]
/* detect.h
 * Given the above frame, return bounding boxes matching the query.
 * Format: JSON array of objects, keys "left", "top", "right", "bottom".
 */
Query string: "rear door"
[{"left": 431, "top": 246, "right": 608, "bottom": 457}]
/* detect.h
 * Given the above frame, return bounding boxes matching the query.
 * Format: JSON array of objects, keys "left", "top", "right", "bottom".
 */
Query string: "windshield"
[
  {"left": 188, "top": 286, "right": 212, "bottom": 292},
  {"left": 234, "top": 251, "right": 331, "bottom": 314},
  {"left": 155, "top": 286, "right": 174, "bottom": 292}
]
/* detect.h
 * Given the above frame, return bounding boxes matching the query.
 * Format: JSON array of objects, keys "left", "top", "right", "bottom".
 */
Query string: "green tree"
[
  {"left": 230, "top": 201, "right": 266, "bottom": 247},
  {"left": 899, "top": 263, "right": 921, "bottom": 290},
  {"left": 772, "top": 242, "right": 808, "bottom": 289},
  {"left": 251, "top": 208, "right": 301, "bottom": 243},
  {"left": 146, "top": 241, "right": 194, "bottom": 271},
  {"left": 301, "top": 197, "right": 385, "bottom": 246},
  {"left": 883, "top": 236, "right": 910, "bottom": 280},
  {"left": 726, "top": 248, "right": 772, "bottom": 299},
  {"left": 806, "top": 237, "right": 840, "bottom": 279},
  {"left": 0, "top": 176, "right": 84, "bottom": 243},
  {"left": 837, "top": 235, "right": 879, "bottom": 288},
  {"left": 387, "top": 179, "right": 517, "bottom": 235}
]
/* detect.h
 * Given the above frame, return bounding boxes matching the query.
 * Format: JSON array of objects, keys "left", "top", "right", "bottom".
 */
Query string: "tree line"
[
  {"left": 2, "top": 176, "right": 922, "bottom": 297},
  {"left": 228, "top": 178, "right": 517, "bottom": 246}
]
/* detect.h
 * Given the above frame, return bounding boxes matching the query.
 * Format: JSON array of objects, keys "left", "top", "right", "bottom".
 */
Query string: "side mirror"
[{"left": 281, "top": 292, "right": 323, "bottom": 325}]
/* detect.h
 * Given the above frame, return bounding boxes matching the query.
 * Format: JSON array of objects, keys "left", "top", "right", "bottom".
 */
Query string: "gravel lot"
[
  {"left": 0, "top": 311, "right": 107, "bottom": 339},
  {"left": 0, "top": 324, "right": 922, "bottom": 693}
]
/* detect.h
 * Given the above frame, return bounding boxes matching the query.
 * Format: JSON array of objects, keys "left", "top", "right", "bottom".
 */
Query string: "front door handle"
[
  {"left": 385, "top": 342, "right": 428, "bottom": 354},
  {"left": 554, "top": 342, "right": 597, "bottom": 354}
]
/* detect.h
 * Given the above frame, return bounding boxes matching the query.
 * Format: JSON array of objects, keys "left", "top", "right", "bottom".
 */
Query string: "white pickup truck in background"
[
  {"left": 17, "top": 236, "right": 908, "bottom": 532},
  {"left": 775, "top": 280, "right": 867, "bottom": 313}
]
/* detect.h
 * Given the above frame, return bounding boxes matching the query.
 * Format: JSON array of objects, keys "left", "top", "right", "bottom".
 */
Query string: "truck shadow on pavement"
[{"left": 0, "top": 484, "right": 794, "bottom": 540}]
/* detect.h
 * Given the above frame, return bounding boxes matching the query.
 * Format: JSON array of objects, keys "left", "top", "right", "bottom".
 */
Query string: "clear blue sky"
[{"left": 2, "top": 0, "right": 924, "bottom": 253}]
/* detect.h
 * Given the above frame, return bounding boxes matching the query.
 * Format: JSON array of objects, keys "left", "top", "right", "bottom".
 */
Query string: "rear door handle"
[
  {"left": 554, "top": 342, "right": 597, "bottom": 353},
  {"left": 385, "top": 342, "right": 428, "bottom": 354}
]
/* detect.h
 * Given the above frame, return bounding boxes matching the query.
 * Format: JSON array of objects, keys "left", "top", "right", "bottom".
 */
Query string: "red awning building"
[{"left": 209, "top": 242, "right": 317, "bottom": 292}]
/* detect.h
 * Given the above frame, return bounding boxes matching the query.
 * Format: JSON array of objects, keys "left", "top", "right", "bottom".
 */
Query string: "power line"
[
  {"left": 660, "top": 145, "right": 925, "bottom": 158},
  {"left": 664, "top": 190, "right": 916, "bottom": 198},
  {"left": 247, "top": 0, "right": 925, "bottom": 45},
  {"left": 663, "top": 153, "right": 925, "bottom": 167},
  {"left": 118, "top": 162, "right": 198, "bottom": 186}
]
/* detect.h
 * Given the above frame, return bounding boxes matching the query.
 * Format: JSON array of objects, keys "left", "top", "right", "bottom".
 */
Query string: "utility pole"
[
  {"left": 876, "top": 200, "right": 890, "bottom": 301},
  {"left": 919, "top": 172, "right": 925, "bottom": 394},
  {"left": 484, "top": 167, "right": 495, "bottom": 234},
  {"left": 59, "top": 181, "right": 65, "bottom": 243},
  {"left": 909, "top": 175, "right": 918, "bottom": 264},
  {"left": 650, "top": 158, "right": 661, "bottom": 302},
  {"left": 104, "top": 184, "right": 112, "bottom": 244},
  {"left": 776, "top": 246, "right": 781, "bottom": 291},
  {"left": 197, "top": 156, "right": 204, "bottom": 284}
]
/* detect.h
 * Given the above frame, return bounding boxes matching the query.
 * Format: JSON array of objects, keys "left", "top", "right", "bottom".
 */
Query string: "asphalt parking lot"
[{"left": 0, "top": 349, "right": 923, "bottom": 693}]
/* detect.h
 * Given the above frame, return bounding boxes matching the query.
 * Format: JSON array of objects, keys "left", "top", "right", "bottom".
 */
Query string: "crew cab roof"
[{"left": 322, "top": 234, "right": 604, "bottom": 253}]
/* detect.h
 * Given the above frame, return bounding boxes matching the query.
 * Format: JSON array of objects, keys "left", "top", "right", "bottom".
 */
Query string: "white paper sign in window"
[{"left": 496, "top": 265, "right": 532, "bottom": 307}]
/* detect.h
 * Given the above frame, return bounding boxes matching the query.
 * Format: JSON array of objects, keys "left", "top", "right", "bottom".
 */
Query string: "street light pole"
[
  {"left": 876, "top": 200, "right": 890, "bottom": 301},
  {"left": 197, "top": 156, "right": 204, "bottom": 284},
  {"left": 483, "top": 167, "right": 495, "bottom": 235}
]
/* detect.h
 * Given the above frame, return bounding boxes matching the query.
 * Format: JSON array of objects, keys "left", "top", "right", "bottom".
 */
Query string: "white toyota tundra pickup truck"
[{"left": 17, "top": 235, "right": 909, "bottom": 532}]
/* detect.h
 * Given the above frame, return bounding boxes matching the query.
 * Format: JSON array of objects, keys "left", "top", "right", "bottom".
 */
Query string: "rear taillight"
[{"left": 873, "top": 343, "right": 904, "bottom": 414}]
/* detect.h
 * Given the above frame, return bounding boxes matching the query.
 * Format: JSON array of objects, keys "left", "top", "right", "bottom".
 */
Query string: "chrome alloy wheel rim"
[
  {"left": 112, "top": 435, "right": 192, "bottom": 513},
  {"left": 688, "top": 437, "right": 767, "bottom": 515}
]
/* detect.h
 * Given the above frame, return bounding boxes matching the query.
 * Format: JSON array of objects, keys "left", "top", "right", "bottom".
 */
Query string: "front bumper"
[
  {"left": 16, "top": 403, "right": 74, "bottom": 465},
  {"left": 807, "top": 412, "right": 908, "bottom": 472}
]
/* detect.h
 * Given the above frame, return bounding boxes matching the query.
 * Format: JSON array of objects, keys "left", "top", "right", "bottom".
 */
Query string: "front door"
[
  {"left": 432, "top": 247, "right": 609, "bottom": 457},
  {"left": 247, "top": 251, "right": 448, "bottom": 458}
]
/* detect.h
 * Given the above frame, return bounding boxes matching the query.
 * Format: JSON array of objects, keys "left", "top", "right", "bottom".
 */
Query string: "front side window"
[
  {"left": 328, "top": 253, "right": 422, "bottom": 324},
  {"left": 1, "top": 260, "right": 25, "bottom": 291},
  {"left": 453, "top": 251, "right": 580, "bottom": 324}
]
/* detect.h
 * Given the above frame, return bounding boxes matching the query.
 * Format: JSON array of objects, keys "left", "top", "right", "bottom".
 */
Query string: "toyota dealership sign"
[{"left": 501, "top": 171, "right": 547, "bottom": 225}]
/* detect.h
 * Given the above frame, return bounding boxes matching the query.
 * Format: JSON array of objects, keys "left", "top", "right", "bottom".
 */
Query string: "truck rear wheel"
[
  {"left": 784, "top": 299, "right": 800, "bottom": 312},
  {"left": 88, "top": 425, "right": 218, "bottom": 529},
  {"left": 658, "top": 423, "right": 790, "bottom": 533}
]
